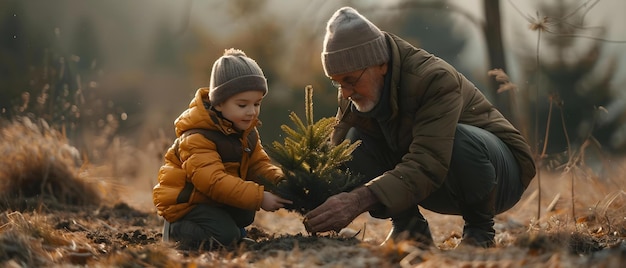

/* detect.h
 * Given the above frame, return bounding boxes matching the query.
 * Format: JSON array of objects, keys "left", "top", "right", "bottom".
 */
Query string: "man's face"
[{"left": 330, "top": 64, "right": 387, "bottom": 112}]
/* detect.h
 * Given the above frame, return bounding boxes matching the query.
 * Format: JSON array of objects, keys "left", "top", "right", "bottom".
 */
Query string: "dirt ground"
[
  {"left": 1, "top": 166, "right": 625, "bottom": 267},
  {"left": 1, "top": 119, "right": 625, "bottom": 267}
]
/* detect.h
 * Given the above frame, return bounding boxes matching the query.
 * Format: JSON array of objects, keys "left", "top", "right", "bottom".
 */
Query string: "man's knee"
[
  {"left": 450, "top": 124, "right": 523, "bottom": 213},
  {"left": 452, "top": 124, "right": 490, "bottom": 160},
  {"left": 449, "top": 124, "right": 497, "bottom": 203}
]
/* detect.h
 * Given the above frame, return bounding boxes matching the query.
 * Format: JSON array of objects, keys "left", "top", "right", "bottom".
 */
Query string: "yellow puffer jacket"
[{"left": 152, "top": 87, "right": 284, "bottom": 222}]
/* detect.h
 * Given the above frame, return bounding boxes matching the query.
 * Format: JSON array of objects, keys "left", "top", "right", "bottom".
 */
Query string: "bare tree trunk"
[{"left": 484, "top": 0, "right": 515, "bottom": 123}]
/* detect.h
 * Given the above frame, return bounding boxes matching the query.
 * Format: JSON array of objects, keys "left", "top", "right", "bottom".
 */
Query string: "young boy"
[{"left": 153, "top": 48, "right": 291, "bottom": 250}]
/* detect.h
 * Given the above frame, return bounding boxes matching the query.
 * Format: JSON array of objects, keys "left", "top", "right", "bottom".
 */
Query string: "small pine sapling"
[{"left": 263, "top": 85, "right": 362, "bottom": 216}]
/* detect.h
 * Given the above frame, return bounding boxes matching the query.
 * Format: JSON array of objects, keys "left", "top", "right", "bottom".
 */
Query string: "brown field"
[{"left": 1, "top": 118, "right": 625, "bottom": 267}]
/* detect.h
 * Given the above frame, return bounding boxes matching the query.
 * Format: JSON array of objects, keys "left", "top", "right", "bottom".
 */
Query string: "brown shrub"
[{"left": 0, "top": 117, "right": 101, "bottom": 210}]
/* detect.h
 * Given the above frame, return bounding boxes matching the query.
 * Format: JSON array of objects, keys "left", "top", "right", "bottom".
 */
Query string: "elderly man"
[{"left": 303, "top": 7, "right": 536, "bottom": 248}]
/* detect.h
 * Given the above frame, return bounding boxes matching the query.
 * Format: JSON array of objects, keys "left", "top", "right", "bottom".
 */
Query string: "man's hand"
[
  {"left": 303, "top": 187, "right": 378, "bottom": 233},
  {"left": 261, "top": 191, "right": 293, "bottom": 212}
]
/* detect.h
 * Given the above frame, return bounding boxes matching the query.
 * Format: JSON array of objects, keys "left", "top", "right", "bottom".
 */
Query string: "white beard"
[{"left": 352, "top": 98, "right": 377, "bottom": 112}]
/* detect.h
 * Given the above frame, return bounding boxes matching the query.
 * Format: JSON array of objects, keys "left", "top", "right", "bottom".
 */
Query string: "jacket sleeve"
[
  {"left": 180, "top": 133, "right": 264, "bottom": 211},
  {"left": 152, "top": 142, "right": 186, "bottom": 212},
  {"left": 367, "top": 69, "right": 463, "bottom": 217}
]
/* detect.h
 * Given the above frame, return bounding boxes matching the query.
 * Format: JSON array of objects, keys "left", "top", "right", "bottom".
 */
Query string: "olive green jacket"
[{"left": 331, "top": 33, "right": 536, "bottom": 218}]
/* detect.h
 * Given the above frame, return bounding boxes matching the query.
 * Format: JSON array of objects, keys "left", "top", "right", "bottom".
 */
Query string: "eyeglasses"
[{"left": 330, "top": 68, "right": 367, "bottom": 90}]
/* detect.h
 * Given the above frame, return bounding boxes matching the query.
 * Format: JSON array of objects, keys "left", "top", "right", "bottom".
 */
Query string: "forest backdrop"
[{"left": 2, "top": 0, "right": 626, "bottom": 171}]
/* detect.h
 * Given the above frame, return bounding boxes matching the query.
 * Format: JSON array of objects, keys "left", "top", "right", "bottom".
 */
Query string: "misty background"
[{"left": 2, "top": 0, "right": 626, "bottom": 167}]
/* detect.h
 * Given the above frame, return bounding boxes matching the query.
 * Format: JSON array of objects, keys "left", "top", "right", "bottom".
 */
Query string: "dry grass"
[
  {"left": 1, "top": 117, "right": 625, "bottom": 267},
  {"left": 0, "top": 117, "right": 103, "bottom": 211}
]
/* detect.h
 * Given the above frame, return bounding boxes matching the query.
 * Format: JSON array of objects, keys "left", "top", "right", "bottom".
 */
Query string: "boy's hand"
[{"left": 261, "top": 191, "right": 293, "bottom": 211}]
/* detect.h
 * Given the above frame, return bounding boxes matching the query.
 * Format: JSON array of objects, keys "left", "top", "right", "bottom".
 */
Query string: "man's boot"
[
  {"left": 382, "top": 208, "right": 433, "bottom": 247},
  {"left": 460, "top": 189, "right": 497, "bottom": 248}
]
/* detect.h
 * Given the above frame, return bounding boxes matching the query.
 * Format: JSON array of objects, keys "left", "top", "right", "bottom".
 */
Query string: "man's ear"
[{"left": 379, "top": 63, "right": 388, "bottom": 76}]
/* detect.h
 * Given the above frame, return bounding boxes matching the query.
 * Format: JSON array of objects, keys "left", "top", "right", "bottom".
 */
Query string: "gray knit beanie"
[
  {"left": 321, "top": 7, "right": 390, "bottom": 76},
  {"left": 209, "top": 48, "right": 268, "bottom": 105}
]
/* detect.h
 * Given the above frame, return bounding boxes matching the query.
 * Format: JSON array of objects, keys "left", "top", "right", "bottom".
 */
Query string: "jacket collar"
[{"left": 384, "top": 32, "right": 402, "bottom": 120}]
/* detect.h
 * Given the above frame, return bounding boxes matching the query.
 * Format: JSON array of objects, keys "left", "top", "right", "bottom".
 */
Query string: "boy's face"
[{"left": 214, "top": 90, "right": 264, "bottom": 131}]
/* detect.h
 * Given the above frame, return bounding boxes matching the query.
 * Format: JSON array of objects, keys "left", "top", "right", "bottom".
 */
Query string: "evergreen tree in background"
[
  {"left": 263, "top": 85, "right": 363, "bottom": 216},
  {"left": 518, "top": 0, "right": 622, "bottom": 157}
]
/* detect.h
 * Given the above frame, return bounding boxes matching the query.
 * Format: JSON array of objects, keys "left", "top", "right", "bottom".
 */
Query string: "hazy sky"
[
  {"left": 453, "top": 0, "right": 625, "bottom": 83},
  {"left": 17, "top": 0, "right": 624, "bottom": 80},
  {"left": 9, "top": 0, "right": 626, "bottom": 147}
]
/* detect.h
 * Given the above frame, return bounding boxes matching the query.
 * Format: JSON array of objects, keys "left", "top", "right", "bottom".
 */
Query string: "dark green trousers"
[
  {"left": 346, "top": 124, "right": 526, "bottom": 246},
  {"left": 345, "top": 123, "right": 524, "bottom": 215},
  {"left": 168, "top": 204, "right": 254, "bottom": 250}
]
